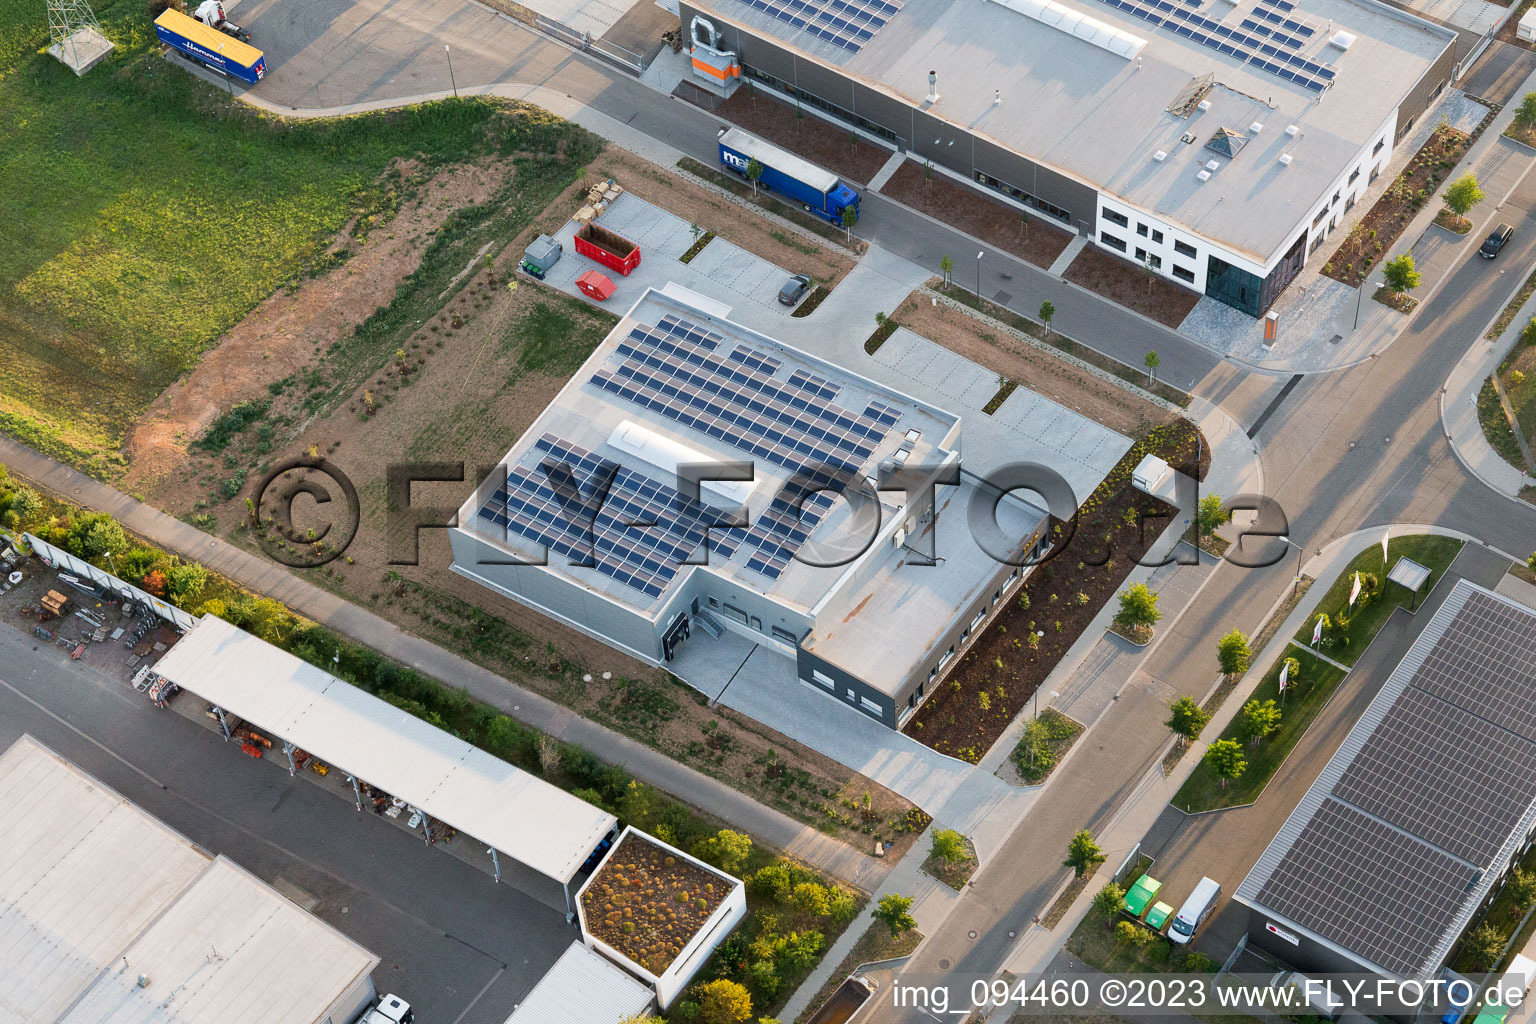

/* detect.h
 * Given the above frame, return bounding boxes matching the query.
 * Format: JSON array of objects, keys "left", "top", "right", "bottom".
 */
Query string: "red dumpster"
[
  {"left": 576, "top": 270, "right": 616, "bottom": 301},
  {"left": 573, "top": 221, "right": 641, "bottom": 275}
]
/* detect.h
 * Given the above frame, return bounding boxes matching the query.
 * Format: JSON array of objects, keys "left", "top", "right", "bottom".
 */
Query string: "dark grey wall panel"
[
  {"left": 794, "top": 59, "right": 856, "bottom": 111},
  {"left": 850, "top": 85, "right": 912, "bottom": 146}
]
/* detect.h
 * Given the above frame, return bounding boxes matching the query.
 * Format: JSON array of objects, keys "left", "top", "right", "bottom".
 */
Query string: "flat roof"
[
  {"left": 503, "top": 942, "right": 654, "bottom": 1024},
  {"left": 150, "top": 615, "right": 616, "bottom": 884},
  {"left": 457, "top": 288, "right": 963, "bottom": 617},
  {"left": 803, "top": 473, "right": 1043, "bottom": 695},
  {"left": 0, "top": 735, "right": 380, "bottom": 1024},
  {"left": 690, "top": 0, "right": 1455, "bottom": 261},
  {"left": 1236, "top": 581, "right": 1536, "bottom": 978},
  {"left": 58, "top": 858, "right": 376, "bottom": 1024}
]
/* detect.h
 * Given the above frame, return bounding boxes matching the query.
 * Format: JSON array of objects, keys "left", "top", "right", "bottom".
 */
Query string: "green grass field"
[
  {"left": 1290, "top": 534, "right": 1463, "bottom": 665},
  {"left": 0, "top": 0, "right": 595, "bottom": 473},
  {"left": 1173, "top": 648, "right": 1348, "bottom": 812}
]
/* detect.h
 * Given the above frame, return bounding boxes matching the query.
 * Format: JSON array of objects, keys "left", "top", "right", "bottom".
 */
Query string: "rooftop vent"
[
  {"left": 1248, "top": 121, "right": 1264, "bottom": 134},
  {"left": 1196, "top": 169, "right": 1212, "bottom": 182},
  {"left": 1204, "top": 125, "right": 1248, "bottom": 159},
  {"left": 1196, "top": 98, "right": 1212, "bottom": 112},
  {"left": 1278, "top": 153, "right": 1293, "bottom": 165},
  {"left": 1284, "top": 124, "right": 1299, "bottom": 136},
  {"left": 1329, "top": 29, "right": 1355, "bottom": 49},
  {"left": 1153, "top": 149, "right": 1168, "bottom": 162},
  {"left": 1205, "top": 159, "right": 1220, "bottom": 171},
  {"left": 1180, "top": 131, "right": 1198, "bottom": 144}
]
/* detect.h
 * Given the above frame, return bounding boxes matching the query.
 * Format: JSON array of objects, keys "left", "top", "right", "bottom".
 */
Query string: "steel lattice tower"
[{"left": 47, "top": 0, "right": 114, "bottom": 75}]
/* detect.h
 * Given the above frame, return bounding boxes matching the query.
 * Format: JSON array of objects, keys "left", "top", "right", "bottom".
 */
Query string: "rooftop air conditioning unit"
[
  {"left": 1205, "top": 159, "right": 1220, "bottom": 171},
  {"left": 1248, "top": 121, "right": 1264, "bottom": 134},
  {"left": 1153, "top": 149, "right": 1168, "bottom": 162},
  {"left": 1196, "top": 98, "right": 1212, "bottom": 112},
  {"left": 1278, "top": 153, "right": 1293, "bottom": 165},
  {"left": 1196, "top": 169, "right": 1212, "bottom": 182},
  {"left": 1329, "top": 30, "right": 1355, "bottom": 49},
  {"left": 1284, "top": 124, "right": 1299, "bottom": 136}
]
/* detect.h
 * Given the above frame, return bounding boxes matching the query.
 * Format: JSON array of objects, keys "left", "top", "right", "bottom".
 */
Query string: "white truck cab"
[{"left": 358, "top": 994, "right": 414, "bottom": 1024}]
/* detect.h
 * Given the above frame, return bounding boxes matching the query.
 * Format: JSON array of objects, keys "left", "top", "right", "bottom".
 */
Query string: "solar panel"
[
  {"left": 1333, "top": 688, "right": 1536, "bottom": 866},
  {"left": 479, "top": 434, "right": 742, "bottom": 599},
  {"left": 731, "top": 0, "right": 902, "bottom": 52},
  {"left": 1410, "top": 590, "right": 1536, "bottom": 741},
  {"left": 1083, "top": 0, "right": 1333, "bottom": 90},
  {"left": 1256, "top": 799, "right": 1479, "bottom": 977},
  {"left": 787, "top": 368, "right": 838, "bottom": 401}
]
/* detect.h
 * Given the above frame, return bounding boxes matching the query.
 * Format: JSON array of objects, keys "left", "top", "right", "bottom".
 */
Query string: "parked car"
[
  {"left": 778, "top": 273, "right": 812, "bottom": 306},
  {"left": 1480, "top": 223, "right": 1513, "bottom": 259}
]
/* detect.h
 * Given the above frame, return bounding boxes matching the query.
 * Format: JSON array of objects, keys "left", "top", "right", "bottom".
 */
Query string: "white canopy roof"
[
  {"left": 503, "top": 942, "right": 653, "bottom": 1024},
  {"left": 152, "top": 615, "right": 617, "bottom": 884}
]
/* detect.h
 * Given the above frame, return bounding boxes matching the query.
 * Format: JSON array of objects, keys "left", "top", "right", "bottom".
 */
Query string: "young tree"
[
  {"left": 1239, "top": 698, "right": 1282, "bottom": 745},
  {"left": 872, "top": 893, "right": 917, "bottom": 937},
  {"left": 1114, "top": 583, "right": 1162, "bottom": 637},
  {"left": 1509, "top": 867, "right": 1536, "bottom": 916},
  {"left": 1144, "top": 350, "right": 1160, "bottom": 384},
  {"left": 840, "top": 204, "right": 857, "bottom": 242},
  {"left": 1039, "top": 300, "right": 1056, "bottom": 338},
  {"left": 1520, "top": 90, "right": 1536, "bottom": 127},
  {"left": 1166, "top": 696, "right": 1211, "bottom": 746},
  {"left": 694, "top": 829, "right": 754, "bottom": 874},
  {"left": 940, "top": 254, "right": 954, "bottom": 289},
  {"left": 1204, "top": 739, "right": 1247, "bottom": 787},
  {"left": 1217, "top": 629, "right": 1252, "bottom": 678},
  {"left": 1196, "top": 493, "right": 1229, "bottom": 538},
  {"left": 698, "top": 978, "right": 754, "bottom": 1024},
  {"left": 1063, "top": 829, "right": 1106, "bottom": 878},
  {"left": 1383, "top": 253, "right": 1421, "bottom": 298},
  {"left": 1443, "top": 173, "right": 1484, "bottom": 226},
  {"left": 1020, "top": 211, "right": 1029, "bottom": 239},
  {"left": 745, "top": 157, "right": 764, "bottom": 196},
  {"left": 1528, "top": 550, "right": 1536, "bottom": 573},
  {"left": 1464, "top": 923, "right": 1508, "bottom": 971},
  {"left": 1093, "top": 882, "right": 1127, "bottom": 930},
  {"left": 930, "top": 828, "right": 968, "bottom": 865}
]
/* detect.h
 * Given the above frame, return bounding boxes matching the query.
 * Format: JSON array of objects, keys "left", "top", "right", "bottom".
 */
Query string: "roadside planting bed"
[
  {"left": 712, "top": 87, "right": 893, "bottom": 187},
  {"left": 903, "top": 420, "right": 1207, "bottom": 762},
  {"left": 881, "top": 162, "right": 1071, "bottom": 269}
]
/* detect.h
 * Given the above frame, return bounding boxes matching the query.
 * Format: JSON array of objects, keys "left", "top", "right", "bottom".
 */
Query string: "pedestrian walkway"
[
  {"left": 1442, "top": 271, "right": 1536, "bottom": 500},
  {"left": 0, "top": 435, "right": 889, "bottom": 888},
  {"left": 1049, "top": 235, "right": 1087, "bottom": 277},
  {"left": 868, "top": 150, "right": 908, "bottom": 192}
]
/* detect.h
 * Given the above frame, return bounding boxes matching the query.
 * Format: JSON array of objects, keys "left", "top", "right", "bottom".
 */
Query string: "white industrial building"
[
  {"left": 503, "top": 942, "right": 655, "bottom": 1024},
  {"left": 0, "top": 734, "right": 380, "bottom": 1024},
  {"left": 681, "top": 0, "right": 1458, "bottom": 316}
]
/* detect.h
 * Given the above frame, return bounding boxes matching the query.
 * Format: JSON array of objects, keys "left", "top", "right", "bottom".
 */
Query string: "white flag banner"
[
  {"left": 1312, "top": 615, "right": 1324, "bottom": 645},
  {"left": 1381, "top": 531, "right": 1389, "bottom": 565},
  {"left": 1279, "top": 660, "right": 1290, "bottom": 692},
  {"left": 1349, "top": 571, "right": 1363, "bottom": 608}
]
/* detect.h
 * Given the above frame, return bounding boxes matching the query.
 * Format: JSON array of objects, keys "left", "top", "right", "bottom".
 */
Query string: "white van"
[
  {"left": 1497, "top": 954, "right": 1536, "bottom": 1007},
  {"left": 1168, "top": 876, "right": 1221, "bottom": 945}
]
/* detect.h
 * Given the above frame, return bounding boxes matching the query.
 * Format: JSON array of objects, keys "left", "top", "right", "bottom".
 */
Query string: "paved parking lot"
[{"left": 0, "top": 616, "right": 576, "bottom": 1024}]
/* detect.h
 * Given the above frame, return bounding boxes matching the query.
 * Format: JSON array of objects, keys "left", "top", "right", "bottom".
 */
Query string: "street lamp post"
[
  {"left": 1352, "top": 273, "right": 1371, "bottom": 331},
  {"left": 1281, "top": 537, "right": 1305, "bottom": 597},
  {"left": 445, "top": 45, "right": 458, "bottom": 99},
  {"left": 975, "top": 250, "right": 984, "bottom": 302},
  {"left": 1033, "top": 686, "right": 1060, "bottom": 720}
]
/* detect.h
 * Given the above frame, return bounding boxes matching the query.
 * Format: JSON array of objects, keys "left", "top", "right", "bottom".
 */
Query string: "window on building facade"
[
  {"left": 1348, "top": 168, "right": 1360, "bottom": 185},
  {"left": 973, "top": 172, "right": 1071, "bottom": 222},
  {"left": 859, "top": 696, "right": 883, "bottom": 716},
  {"left": 1174, "top": 239, "right": 1197, "bottom": 258},
  {"left": 1373, "top": 137, "right": 1385, "bottom": 155},
  {"left": 1172, "top": 264, "right": 1195, "bottom": 283},
  {"left": 1103, "top": 209, "right": 1129, "bottom": 228},
  {"left": 1136, "top": 223, "right": 1149, "bottom": 237},
  {"left": 1101, "top": 231, "right": 1127, "bottom": 252},
  {"left": 740, "top": 64, "right": 898, "bottom": 144},
  {"left": 771, "top": 625, "right": 797, "bottom": 644},
  {"left": 812, "top": 669, "right": 835, "bottom": 688},
  {"left": 721, "top": 603, "right": 748, "bottom": 624},
  {"left": 938, "top": 646, "right": 955, "bottom": 669},
  {"left": 1152, "top": 229, "right": 1164, "bottom": 244}
]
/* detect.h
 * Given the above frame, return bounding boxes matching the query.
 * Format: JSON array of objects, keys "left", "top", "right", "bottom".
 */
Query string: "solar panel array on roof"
[
  {"left": 1240, "top": 583, "right": 1536, "bottom": 978},
  {"left": 589, "top": 316, "right": 898, "bottom": 582},
  {"left": 1334, "top": 688, "right": 1536, "bottom": 866},
  {"left": 1089, "top": 0, "right": 1335, "bottom": 91},
  {"left": 1256, "top": 799, "right": 1478, "bottom": 977},
  {"left": 728, "top": 0, "right": 902, "bottom": 52},
  {"left": 477, "top": 434, "right": 741, "bottom": 598}
]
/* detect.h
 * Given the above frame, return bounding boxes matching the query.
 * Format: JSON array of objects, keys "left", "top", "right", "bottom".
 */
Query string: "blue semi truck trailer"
[
  {"left": 154, "top": 8, "right": 266, "bottom": 84},
  {"left": 717, "top": 127, "right": 859, "bottom": 226}
]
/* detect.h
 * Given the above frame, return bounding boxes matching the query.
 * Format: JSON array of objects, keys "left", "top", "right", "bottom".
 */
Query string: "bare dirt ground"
[
  {"left": 889, "top": 290, "right": 1174, "bottom": 438},
  {"left": 132, "top": 146, "right": 925, "bottom": 855},
  {"left": 122, "top": 157, "right": 515, "bottom": 494},
  {"left": 881, "top": 162, "right": 1072, "bottom": 269},
  {"left": 1062, "top": 243, "right": 1201, "bottom": 329}
]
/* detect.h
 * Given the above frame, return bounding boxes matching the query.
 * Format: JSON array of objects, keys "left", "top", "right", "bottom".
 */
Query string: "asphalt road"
[{"left": 0, "top": 619, "right": 576, "bottom": 1024}]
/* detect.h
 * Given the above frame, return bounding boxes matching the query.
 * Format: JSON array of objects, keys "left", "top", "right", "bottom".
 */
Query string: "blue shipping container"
[
  {"left": 154, "top": 9, "right": 266, "bottom": 85},
  {"left": 717, "top": 127, "right": 859, "bottom": 226}
]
